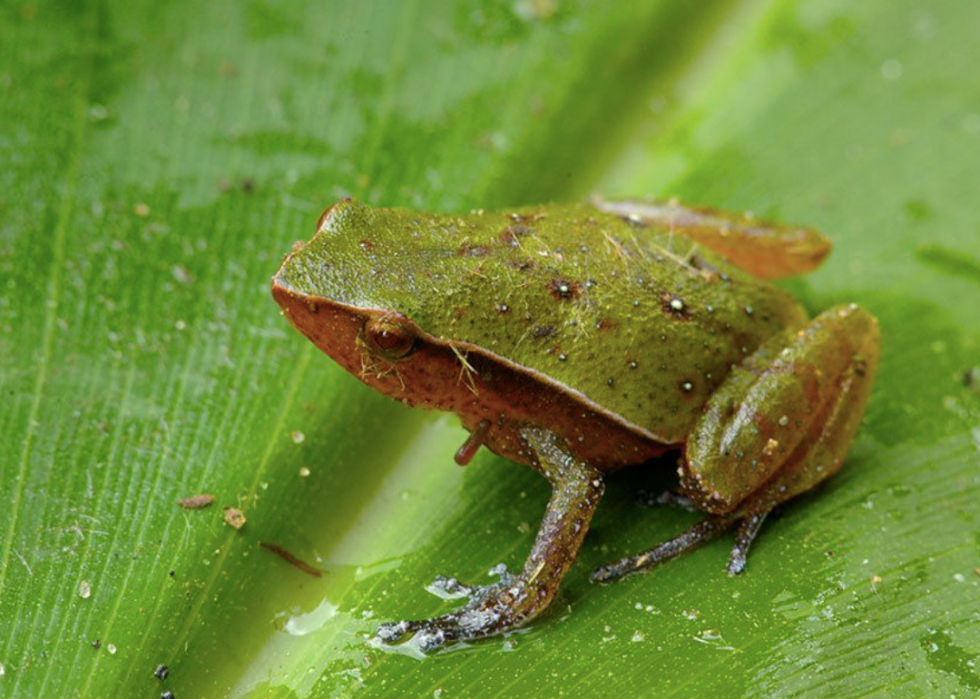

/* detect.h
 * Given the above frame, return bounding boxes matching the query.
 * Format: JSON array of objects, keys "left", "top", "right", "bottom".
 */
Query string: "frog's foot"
[
  {"left": 592, "top": 511, "right": 763, "bottom": 582},
  {"left": 374, "top": 567, "right": 527, "bottom": 652},
  {"left": 375, "top": 427, "right": 605, "bottom": 652},
  {"left": 421, "top": 564, "right": 514, "bottom": 602}
]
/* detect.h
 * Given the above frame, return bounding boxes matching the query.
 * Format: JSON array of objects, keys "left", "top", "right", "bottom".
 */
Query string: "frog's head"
[
  {"left": 272, "top": 199, "right": 674, "bottom": 467},
  {"left": 271, "top": 199, "right": 477, "bottom": 409}
]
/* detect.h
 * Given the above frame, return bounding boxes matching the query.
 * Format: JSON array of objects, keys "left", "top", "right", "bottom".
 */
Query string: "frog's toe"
[
  {"left": 591, "top": 513, "right": 738, "bottom": 583},
  {"left": 374, "top": 619, "right": 454, "bottom": 652},
  {"left": 592, "top": 507, "right": 776, "bottom": 582},
  {"left": 375, "top": 619, "right": 427, "bottom": 645},
  {"left": 425, "top": 564, "right": 515, "bottom": 601},
  {"left": 486, "top": 562, "right": 517, "bottom": 586},
  {"left": 426, "top": 575, "right": 475, "bottom": 600},
  {"left": 726, "top": 511, "right": 767, "bottom": 576},
  {"left": 373, "top": 601, "right": 499, "bottom": 652}
]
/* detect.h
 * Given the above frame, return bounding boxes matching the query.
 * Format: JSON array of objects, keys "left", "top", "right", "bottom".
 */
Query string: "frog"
[{"left": 271, "top": 197, "right": 880, "bottom": 652}]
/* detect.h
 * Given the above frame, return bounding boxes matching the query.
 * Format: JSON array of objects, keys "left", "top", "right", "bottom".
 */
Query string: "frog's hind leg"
[
  {"left": 594, "top": 198, "right": 832, "bottom": 279},
  {"left": 375, "top": 427, "right": 604, "bottom": 652},
  {"left": 593, "top": 304, "right": 880, "bottom": 584},
  {"left": 592, "top": 513, "right": 732, "bottom": 582}
]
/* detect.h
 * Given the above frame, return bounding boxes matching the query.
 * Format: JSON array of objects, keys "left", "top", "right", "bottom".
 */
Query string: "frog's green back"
[{"left": 278, "top": 200, "right": 808, "bottom": 442}]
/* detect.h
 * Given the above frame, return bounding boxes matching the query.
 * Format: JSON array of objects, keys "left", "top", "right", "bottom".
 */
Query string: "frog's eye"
[{"left": 364, "top": 315, "right": 418, "bottom": 361}]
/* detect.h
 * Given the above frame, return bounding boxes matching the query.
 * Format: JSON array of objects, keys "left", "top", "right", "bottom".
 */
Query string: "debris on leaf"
[
  {"left": 177, "top": 494, "right": 215, "bottom": 509},
  {"left": 260, "top": 541, "right": 323, "bottom": 578},
  {"left": 223, "top": 506, "right": 247, "bottom": 529}
]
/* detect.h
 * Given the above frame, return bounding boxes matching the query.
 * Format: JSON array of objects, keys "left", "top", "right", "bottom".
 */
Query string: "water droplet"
[{"left": 881, "top": 58, "right": 903, "bottom": 81}]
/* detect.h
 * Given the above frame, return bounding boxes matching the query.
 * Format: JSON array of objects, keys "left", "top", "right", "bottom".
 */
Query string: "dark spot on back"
[
  {"left": 661, "top": 293, "right": 691, "bottom": 320},
  {"left": 596, "top": 318, "right": 617, "bottom": 331},
  {"left": 548, "top": 278, "right": 583, "bottom": 301},
  {"left": 532, "top": 325, "right": 557, "bottom": 339},
  {"left": 359, "top": 239, "right": 375, "bottom": 252}
]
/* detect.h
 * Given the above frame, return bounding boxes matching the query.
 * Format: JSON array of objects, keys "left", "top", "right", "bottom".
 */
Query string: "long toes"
[
  {"left": 426, "top": 575, "right": 474, "bottom": 599},
  {"left": 374, "top": 620, "right": 456, "bottom": 653},
  {"left": 409, "top": 625, "right": 454, "bottom": 652},
  {"left": 591, "top": 561, "right": 631, "bottom": 584},
  {"left": 373, "top": 564, "right": 539, "bottom": 652},
  {"left": 726, "top": 511, "right": 768, "bottom": 576},
  {"left": 592, "top": 514, "right": 739, "bottom": 583},
  {"left": 375, "top": 618, "right": 459, "bottom": 651},
  {"left": 374, "top": 619, "right": 420, "bottom": 644},
  {"left": 591, "top": 548, "right": 664, "bottom": 583}
]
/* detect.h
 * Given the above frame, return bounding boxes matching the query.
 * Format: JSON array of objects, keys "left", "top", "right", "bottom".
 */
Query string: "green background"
[{"left": 2, "top": 0, "right": 979, "bottom": 697}]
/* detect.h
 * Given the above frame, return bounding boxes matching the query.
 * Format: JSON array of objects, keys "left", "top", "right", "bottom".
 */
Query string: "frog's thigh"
[
  {"left": 684, "top": 304, "right": 880, "bottom": 516},
  {"left": 594, "top": 199, "right": 831, "bottom": 279}
]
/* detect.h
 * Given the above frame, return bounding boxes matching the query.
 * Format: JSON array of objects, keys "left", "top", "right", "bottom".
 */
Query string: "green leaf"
[{"left": 3, "top": 0, "right": 979, "bottom": 697}]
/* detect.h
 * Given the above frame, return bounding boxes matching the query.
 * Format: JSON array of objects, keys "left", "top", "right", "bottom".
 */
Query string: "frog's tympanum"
[{"left": 272, "top": 199, "right": 879, "bottom": 651}]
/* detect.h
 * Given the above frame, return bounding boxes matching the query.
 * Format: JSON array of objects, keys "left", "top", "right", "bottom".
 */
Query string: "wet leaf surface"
[{"left": 2, "top": 1, "right": 979, "bottom": 697}]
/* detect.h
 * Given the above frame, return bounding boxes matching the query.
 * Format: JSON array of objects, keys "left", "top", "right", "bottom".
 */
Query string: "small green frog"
[{"left": 272, "top": 198, "right": 879, "bottom": 651}]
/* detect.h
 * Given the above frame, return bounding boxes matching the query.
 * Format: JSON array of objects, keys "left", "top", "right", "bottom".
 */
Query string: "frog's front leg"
[
  {"left": 594, "top": 303, "right": 879, "bottom": 583},
  {"left": 375, "top": 427, "right": 604, "bottom": 651}
]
